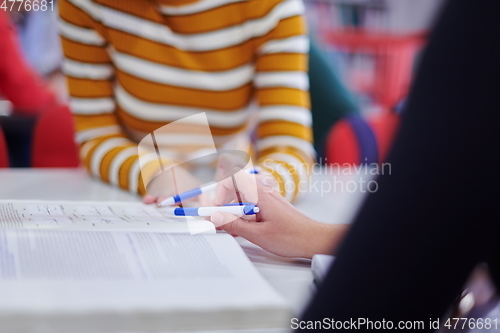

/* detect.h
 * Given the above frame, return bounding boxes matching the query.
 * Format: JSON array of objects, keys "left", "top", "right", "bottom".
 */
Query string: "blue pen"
[
  {"left": 157, "top": 168, "right": 259, "bottom": 207},
  {"left": 161, "top": 203, "right": 260, "bottom": 217}
]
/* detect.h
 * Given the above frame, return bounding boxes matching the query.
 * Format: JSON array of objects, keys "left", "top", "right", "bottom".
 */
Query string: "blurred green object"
[{"left": 309, "top": 40, "right": 358, "bottom": 161}]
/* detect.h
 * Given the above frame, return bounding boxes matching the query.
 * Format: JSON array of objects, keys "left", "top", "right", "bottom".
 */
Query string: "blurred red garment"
[
  {"left": 31, "top": 104, "right": 80, "bottom": 168},
  {"left": 0, "top": 11, "right": 79, "bottom": 167},
  {"left": 0, "top": 11, "right": 54, "bottom": 115}
]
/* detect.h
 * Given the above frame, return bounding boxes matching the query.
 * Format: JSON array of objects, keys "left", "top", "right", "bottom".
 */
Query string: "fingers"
[
  {"left": 255, "top": 172, "right": 278, "bottom": 188},
  {"left": 210, "top": 211, "right": 258, "bottom": 237},
  {"left": 143, "top": 195, "right": 157, "bottom": 204},
  {"left": 144, "top": 195, "right": 173, "bottom": 207},
  {"left": 156, "top": 197, "right": 167, "bottom": 205},
  {"left": 217, "top": 151, "right": 252, "bottom": 176},
  {"left": 198, "top": 192, "right": 214, "bottom": 207},
  {"left": 143, "top": 195, "right": 169, "bottom": 205},
  {"left": 146, "top": 165, "right": 201, "bottom": 198},
  {"left": 214, "top": 168, "right": 259, "bottom": 205}
]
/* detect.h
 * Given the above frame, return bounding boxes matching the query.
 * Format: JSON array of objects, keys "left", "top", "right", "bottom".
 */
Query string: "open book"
[
  {"left": 0, "top": 200, "right": 291, "bottom": 332},
  {"left": 0, "top": 200, "right": 217, "bottom": 234}
]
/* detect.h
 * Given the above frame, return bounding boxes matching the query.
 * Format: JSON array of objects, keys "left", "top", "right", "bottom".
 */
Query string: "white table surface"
[{"left": 0, "top": 167, "right": 372, "bottom": 330}]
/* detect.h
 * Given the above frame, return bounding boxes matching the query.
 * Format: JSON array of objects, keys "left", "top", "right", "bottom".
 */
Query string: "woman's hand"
[
  {"left": 143, "top": 165, "right": 202, "bottom": 205},
  {"left": 210, "top": 169, "right": 348, "bottom": 258}
]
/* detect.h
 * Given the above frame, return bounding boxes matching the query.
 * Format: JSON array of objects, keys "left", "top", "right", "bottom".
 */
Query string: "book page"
[
  {"left": 0, "top": 200, "right": 214, "bottom": 234},
  {"left": 0, "top": 230, "right": 230, "bottom": 280},
  {"left": 0, "top": 230, "right": 290, "bottom": 331}
]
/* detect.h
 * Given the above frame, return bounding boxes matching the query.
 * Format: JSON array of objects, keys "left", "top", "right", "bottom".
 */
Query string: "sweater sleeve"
[
  {"left": 253, "top": 0, "right": 315, "bottom": 202},
  {"left": 59, "top": 0, "right": 163, "bottom": 194}
]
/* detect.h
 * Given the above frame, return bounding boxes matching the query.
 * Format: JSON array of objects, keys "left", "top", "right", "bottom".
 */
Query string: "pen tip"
[{"left": 253, "top": 207, "right": 260, "bottom": 213}]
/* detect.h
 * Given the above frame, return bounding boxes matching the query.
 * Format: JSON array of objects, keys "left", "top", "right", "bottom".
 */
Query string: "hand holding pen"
[
  {"left": 207, "top": 168, "right": 344, "bottom": 258},
  {"left": 157, "top": 168, "right": 259, "bottom": 207},
  {"left": 157, "top": 168, "right": 263, "bottom": 217}
]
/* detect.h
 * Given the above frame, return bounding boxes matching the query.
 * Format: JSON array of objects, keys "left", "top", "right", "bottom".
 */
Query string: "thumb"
[
  {"left": 143, "top": 194, "right": 157, "bottom": 204},
  {"left": 210, "top": 211, "right": 256, "bottom": 237}
]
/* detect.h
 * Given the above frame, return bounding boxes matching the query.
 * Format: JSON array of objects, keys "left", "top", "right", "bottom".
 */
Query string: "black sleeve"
[{"left": 300, "top": 0, "right": 500, "bottom": 330}]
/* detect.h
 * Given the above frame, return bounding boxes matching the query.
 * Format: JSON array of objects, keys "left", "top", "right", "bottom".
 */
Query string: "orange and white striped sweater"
[{"left": 59, "top": 0, "right": 315, "bottom": 202}]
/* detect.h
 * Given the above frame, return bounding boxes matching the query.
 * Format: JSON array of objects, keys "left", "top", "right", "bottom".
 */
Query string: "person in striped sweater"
[{"left": 58, "top": 0, "right": 314, "bottom": 203}]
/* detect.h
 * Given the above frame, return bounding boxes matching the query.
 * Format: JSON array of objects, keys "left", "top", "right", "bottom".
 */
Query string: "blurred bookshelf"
[{"left": 304, "top": 0, "right": 443, "bottom": 116}]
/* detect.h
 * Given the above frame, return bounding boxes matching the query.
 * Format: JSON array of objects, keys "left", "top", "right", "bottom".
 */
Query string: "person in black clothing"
[{"left": 210, "top": 0, "right": 500, "bottom": 330}]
